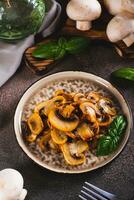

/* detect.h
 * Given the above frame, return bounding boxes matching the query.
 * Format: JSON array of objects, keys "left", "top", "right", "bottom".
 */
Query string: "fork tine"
[
  {"left": 83, "top": 186, "right": 108, "bottom": 200},
  {"left": 85, "top": 182, "right": 115, "bottom": 198},
  {"left": 79, "top": 194, "right": 88, "bottom": 200},
  {"left": 81, "top": 190, "right": 97, "bottom": 200}
]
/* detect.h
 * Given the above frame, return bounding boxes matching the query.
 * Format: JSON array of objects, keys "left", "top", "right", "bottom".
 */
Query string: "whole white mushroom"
[
  {"left": 66, "top": 0, "right": 102, "bottom": 31},
  {"left": 104, "top": 0, "right": 134, "bottom": 15},
  {"left": 0, "top": 169, "right": 27, "bottom": 200},
  {"left": 107, "top": 12, "right": 134, "bottom": 47}
]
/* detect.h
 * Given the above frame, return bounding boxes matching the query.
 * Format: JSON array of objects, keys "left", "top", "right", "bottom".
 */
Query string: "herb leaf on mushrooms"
[{"left": 97, "top": 115, "right": 127, "bottom": 156}]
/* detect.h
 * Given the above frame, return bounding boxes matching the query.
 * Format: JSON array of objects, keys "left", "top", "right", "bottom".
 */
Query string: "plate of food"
[{"left": 14, "top": 71, "right": 132, "bottom": 173}]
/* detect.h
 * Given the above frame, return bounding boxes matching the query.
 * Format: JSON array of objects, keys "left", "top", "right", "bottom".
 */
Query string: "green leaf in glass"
[{"left": 0, "top": 0, "right": 45, "bottom": 40}]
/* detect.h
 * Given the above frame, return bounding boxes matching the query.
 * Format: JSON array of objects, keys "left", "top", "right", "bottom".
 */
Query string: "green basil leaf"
[
  {"left": 58, "top": 37, "right": 67, "bottom": 49},
  {"left": 112, "top": 67, "right": 134, "bottom": 81},
  {"left": 55, "top": 48, "right": 66, "bottom": 60},
  {"left": 96, "top": 115, "right": 127, "bottom": 156},
  {"left": 65, "top": 37, "right": 90, "bottom": 54},
  {"left": 32, "top": 41, "right": 60, "bottom": 59},
  {"left": 96, "top": 135, "right": 112, "bottom": 156}
]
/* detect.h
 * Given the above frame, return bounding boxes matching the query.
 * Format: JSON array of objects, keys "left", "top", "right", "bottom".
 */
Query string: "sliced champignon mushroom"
[
  {"left": 34, "top": 101, "right": 48, "bottom": 113},
  {"left": 55, "top": 90, "right": 74, "bottom": 101},
  {"left": 69, "top": 140, "right": 89, "bottom": 156},
  {"left": 51, "top": 129, "right": 68, "bottom": 145},
  {"left": 97, "top": 114, "right": 112, "bottom": 127},
  {"left": 26, "top": 133, "right": 37, "bottom": 143},
  {"left": 55, "top": 89, "right": 65, "bottom": 96},
  {"left": 34, "top": 96, "right": 66, "bottom": 115},
  {"left": 77, "top": 122, "right": 94, "bottom": 141},
  {"left": 38, "top": 131, "right": 51, "bottom": 150},
  {"left": 66, "top": 132, "right": 76, "bottom": 139},
  {"left": 81, "top": 101, "right": 101, "bottom": 116},
  {"left": 48, "top": 109, "right": 79, "bottom": 132},
  {"left": 86, "top": 91, "right": 101, "bottom": 103},
  {"left": 107, "top": 12, "right": 134, "bottom": 47},
  {"left": 66, "top": 0, "right": 102, "bottom": 31},
  {"left": 80, "top": 102, "right": 97, "bottom": 122},
  {"left": 73, "top": 93, "right": 87, "bottom": 103},
  {"left": 48, "top": 139, "right": 60, "bottom": 151},
  {"left": 60, "top": 143, "right": 85, "bottom": 165},
  {"left": 92, "top": 121, "right": 100, "bottom": 134},
  {"left": 27, "top": 113, "right": 44, "bottom": 135},
  {"left": 60, "top": 104, "right": 75, "bottom": 118},
  {"left": 98, "top": 98, "right": 116, "bottom": 116}
]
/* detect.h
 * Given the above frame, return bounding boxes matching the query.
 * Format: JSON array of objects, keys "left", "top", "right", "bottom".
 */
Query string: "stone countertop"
[{"left": 0, "top": 40, "right": 134, "bottom": 200}]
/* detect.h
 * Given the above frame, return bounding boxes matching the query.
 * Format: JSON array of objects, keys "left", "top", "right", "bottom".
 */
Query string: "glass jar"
[{"left": 0, "top": 0, "right": 45, "bottom": 40}]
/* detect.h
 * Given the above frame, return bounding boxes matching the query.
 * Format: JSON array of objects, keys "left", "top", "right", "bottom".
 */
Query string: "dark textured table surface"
[{"left": 0, "top": 38, "right": 134, "bottom": 200}]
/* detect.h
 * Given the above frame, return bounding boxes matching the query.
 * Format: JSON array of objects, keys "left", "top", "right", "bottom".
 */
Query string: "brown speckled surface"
[{"left": 0, "top": 41, "right": 134, "bottom": 199}]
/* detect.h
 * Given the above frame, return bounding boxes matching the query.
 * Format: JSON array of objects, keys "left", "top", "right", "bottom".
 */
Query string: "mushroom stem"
[
  {"left": 123, "top": 33, "right": 134, "bottom": 47},
  {"left": 76, "top": 21, "right": 92, "bottom": 31},
  {"left": 19, "top": 189, "right": 27, "bottom": 200}
]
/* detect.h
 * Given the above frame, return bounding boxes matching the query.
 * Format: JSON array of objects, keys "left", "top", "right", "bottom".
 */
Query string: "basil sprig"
[
  {"left": 96, "top": 115, "right": 127, "bottom": 156},
  {"left": 32, "top": 37, "right": 90, "bottom": 60},
  {"left": 112, "top": 67, "right": 134, "bottom": 81}
]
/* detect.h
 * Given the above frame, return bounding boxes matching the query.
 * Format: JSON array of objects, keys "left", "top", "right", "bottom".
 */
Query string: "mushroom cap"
[
  {"left": 66, "top": 0, "right": 101, "bottom": 21},
  {"left": 104, "top": 0, "right": 122, "bottom": 15},
  {"left": 48, "top": 109, "right": 79, "bottom": 132},
  {"left": 106, "top": 13, "right": 134, "bottom": 42},
  {"left": 123, "top": 0, "right": 134, "bottom": 14},
  {"left": 60, "top": 143, "right": 85, "bottom": 165},
  {"left": 104, "top": 0, "right": 134, "bottom": 15},
  {"left": 0, "top": 169, "right": 24, "bottom": 199}
]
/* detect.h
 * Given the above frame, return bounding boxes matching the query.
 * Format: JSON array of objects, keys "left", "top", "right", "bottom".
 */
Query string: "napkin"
[{"left": 0, "top": 0, "right": 61, "bottom": 87}]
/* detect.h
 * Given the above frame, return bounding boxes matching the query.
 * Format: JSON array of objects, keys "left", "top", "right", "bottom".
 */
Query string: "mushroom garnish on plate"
[
  {"left": 48, "top": 108, "right": 79, "bottom": 132},
  {"left": 34, "top": 95, "right": 66, "bottom": 115},
  {"left": 66, "top": 0, "right": 102, "bottom": 31},
  {"left": 23, "top": 90, "right": 118, "bottom": 166},
  {"left": 77, "top": 122, "right": 95, "bottom": 141},
  {"left": 27, "top": 113, "right": 44, "bottom": 135},
  {"left": 98, "top": 98, "right": 117, "bottom": 116},
  {"left": 60, "top": 142, "right": 88, "bottom": 165},
  {"left": 51, "top": 129, "right": 68, "bottom": 145}
]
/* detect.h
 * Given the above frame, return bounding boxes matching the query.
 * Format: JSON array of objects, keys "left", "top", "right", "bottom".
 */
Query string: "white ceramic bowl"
[{"left": 14, "top": 71, "right": 133, "bottom": 173}]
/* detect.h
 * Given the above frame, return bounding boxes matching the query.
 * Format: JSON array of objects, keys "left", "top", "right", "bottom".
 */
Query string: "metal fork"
[{"left": 79, "top": 182, "right": 120, "bottom": 200}]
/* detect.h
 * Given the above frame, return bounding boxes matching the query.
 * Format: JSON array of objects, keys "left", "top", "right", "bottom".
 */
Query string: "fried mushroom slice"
[
  {"left": 34, "top": 96, "right": 66, "bottom": 115},
  {"left": 60, "top": 143, "right": 86, "bottom": 165},
  {"left": 73, "top": 93, "right": 87, "bottom": 103},
  {"left": 69, "top": 140, "right": 89, "bottom": 156},
  {"left": 87, "top": 91, "right": 101, "bottom": 103},
  {"left": 48, "top": 139, "right": 60, "bottom": 151},
  {"left": 48, "top": 109, "right": 79, "bottom": 132},
  {"left": 77, "top": 122, "right": 94, "bottom": 141},
  {"left": 97, "top": 114, "right": 112, "bottom": 126},
  {"left": 80, "top": 102, "right": 97, "bottom": 123},
  {"left": 51, "top": 129, "right": 68, "bottom": 145},
  {"left": 26, "top": 133, "right": 37, "bottom": 143},
  {"left": 27, "top": 113, "right": 44, "bottom": 135},
  {"left": 98, "top": 98, "right": 116, "bottom": 116},
  {"left": 59, "top": 104, "right": 75, "bottom": 118},
  {"left": 38, "top": 131, "right": 51, "bottom": 150}
]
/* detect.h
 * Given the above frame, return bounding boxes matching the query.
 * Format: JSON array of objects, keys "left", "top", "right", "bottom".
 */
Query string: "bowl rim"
[{"left": 14, "top": 71, "right": 133, "bottom": 173}]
